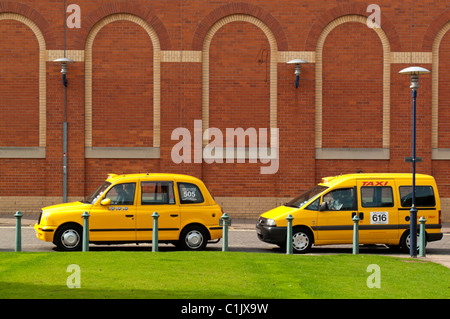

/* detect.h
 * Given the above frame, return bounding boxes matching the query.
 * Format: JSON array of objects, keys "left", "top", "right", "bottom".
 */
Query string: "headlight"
[
  {"left": 41, "top": 212, "right": 50, "bottom": 223},
  {"left": 266, "top": 219, "right": 277, "bottom": 227}
]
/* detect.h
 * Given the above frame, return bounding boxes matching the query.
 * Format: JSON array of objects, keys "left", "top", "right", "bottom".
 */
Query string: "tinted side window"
[
  {"left": 106, "top": 183, "right": 136, "bottom": 205},
  {"left": 305, "top": 197, "right": 320, "bottom": 211},
  {"left": 399, "top": 186, "right": 436, "bottom": 207},
  {"left": 178, "top": 183, "right": 204, "bottom": 204},
  {"left": 323, "top": 188, "right": 354, "bottom": 211},
  {"left": 141, "top": 181, "right": 175, "bottom": 205},
  {"left": 361, "top": 187, "right": 394, "bottom": 208}
]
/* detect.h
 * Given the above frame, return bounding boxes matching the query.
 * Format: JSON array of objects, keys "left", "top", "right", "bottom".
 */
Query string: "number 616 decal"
[{"left": 370, "top": 211, "right": 388, "bottom": 224}]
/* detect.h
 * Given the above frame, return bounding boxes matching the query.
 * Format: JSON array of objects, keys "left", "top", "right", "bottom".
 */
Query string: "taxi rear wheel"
[
  {"left": 400, "top": 230, "right": 426, "bottom": 254},
  {"left": 179, "top": 225, "right": 208, "bottom": 251},
  {"left": 54, "top": 224, "right": 83, "bottom": 251}
]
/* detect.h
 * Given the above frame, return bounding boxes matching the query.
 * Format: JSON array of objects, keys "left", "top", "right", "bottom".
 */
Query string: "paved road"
[{"left": 1, "top": 219, "right": 449, "bottom": 268}]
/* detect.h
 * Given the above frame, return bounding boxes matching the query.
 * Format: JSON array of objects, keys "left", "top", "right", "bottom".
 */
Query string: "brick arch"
[
  {"left": 74, "top": 2, "right": 171, "bottom": 50},
  {"left": 422, "top": 9, "right": 450, "bottom": 51},
  {"left": 0, "top": 1, "right": 54, "bottom": 48},
  {"left": 305, "top": 3, "right": 401, "bottom": 52},
  {"left": 192, "top": 2, "right": 288, "bottom": 51},
  {"left": 431, "top": 20, "right": 450, "bottom": 149},
  {"left": 0, "top": 12, "right": 47, "bottom": 149},
  {"left": 201, "top": 14, "right": 279, "bottom": 144},
  {"left": 84, "top": 14, "right": 161, "bottom": 149},
  {"left": 315, "top": 15, "right": 391, "bottom": 156}
]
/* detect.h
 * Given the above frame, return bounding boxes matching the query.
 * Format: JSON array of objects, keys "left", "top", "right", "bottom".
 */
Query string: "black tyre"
[
  {"left": 399, "top": 230, "right": 426, "bottom": 254},
  {"left": 54, "top": 223, "right": 83, "bottom": 251},
  {"left": 178, "top": 225, "right": 208, "bottom": 251},
  {"left": 291, "top": 227, "right": 313, "bottom": 254}
]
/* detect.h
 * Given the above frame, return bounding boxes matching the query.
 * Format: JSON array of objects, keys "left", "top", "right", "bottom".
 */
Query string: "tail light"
[{"left": 439, "top": 210, "right": 442, "bottom": 225}]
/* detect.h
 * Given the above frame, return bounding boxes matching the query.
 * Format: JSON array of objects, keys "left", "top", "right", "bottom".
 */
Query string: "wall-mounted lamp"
[
  {"left": 287, "top": 59, "right": 308, "bottom": 88},
  {"left": 53, "top": 57, "right": 74, "bottom": 87}
]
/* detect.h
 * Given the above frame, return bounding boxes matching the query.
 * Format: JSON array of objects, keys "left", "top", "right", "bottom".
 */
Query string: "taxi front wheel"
[
  {"left": 291, "top": 228, "right": 313, "bottom": 254},
  {"left": 54, "top": 224, "right": 83, "bottom": 251}
]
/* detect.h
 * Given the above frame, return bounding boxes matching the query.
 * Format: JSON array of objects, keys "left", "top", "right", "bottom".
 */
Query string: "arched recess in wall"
[
  {"left": 0, "top": 12, "right": 46, "bottom": 158},
  {"left": 315, "top": 15, "right": 391, "bottom": 159},
  {"left": 430, "top": 21, "right": 450, "bottom": 159},
  {"left": 84, "top": 13, "right": 161, "bottom": 158},
  {"left": 201, "top": 14, "right": 279, "bottom": 146}
]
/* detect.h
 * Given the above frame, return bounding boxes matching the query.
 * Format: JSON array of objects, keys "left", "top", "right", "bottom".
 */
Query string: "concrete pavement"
[{"left": 1, "top": 216, "right": 449, "bottom": 268}]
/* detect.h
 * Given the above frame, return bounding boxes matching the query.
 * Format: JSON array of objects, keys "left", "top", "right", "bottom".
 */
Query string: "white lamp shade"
[
  {"left": 287, "top": 59, "right": 308, "bottom": 64},
  {"left": 399, "top": 66, "right": 430, "bottom": 75}
]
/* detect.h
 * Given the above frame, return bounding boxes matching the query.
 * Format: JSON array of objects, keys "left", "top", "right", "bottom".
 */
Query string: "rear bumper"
[
  {"left": 208, "top": 226, "right": 223, "bottom": 240},
  {"left": 428, "top": 232, "right": 443, "bottom": 242}
]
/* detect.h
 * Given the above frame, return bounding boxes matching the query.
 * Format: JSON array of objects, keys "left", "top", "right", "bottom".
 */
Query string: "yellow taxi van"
[
  {"left": 35, "top": 173, "right": 223, "bottom": 251},
  {"left": 256, "top": 173, "right": 443, "bottom": 253}
]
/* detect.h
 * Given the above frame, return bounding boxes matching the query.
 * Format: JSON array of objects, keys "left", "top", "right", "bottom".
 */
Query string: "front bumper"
[
  {"left": 34, "top": 223, "right": 56, "bottom": 242},
  {"left": 256, "top": 220, "right": 286, "bottom": 246}
]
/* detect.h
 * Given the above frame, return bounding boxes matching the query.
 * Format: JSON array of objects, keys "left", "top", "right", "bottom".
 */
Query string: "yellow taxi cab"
[
  {"left": 256, "top": 173, "right": 443, "bottom": 253},
  {"left": 35, "top": 173, "right": 223, "bottom": 251}
]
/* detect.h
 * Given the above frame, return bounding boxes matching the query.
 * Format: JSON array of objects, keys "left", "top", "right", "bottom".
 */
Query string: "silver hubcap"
[
  {"left": 406, "top": 233, "right": 420, "bottom": 250},
  {"left": 292, "top": 232, "right": 309, "bottom": 251},
  {"left": 61, "top": 229, "right": 80, "bottom": 248},
  {"left": 185, "top": 230, "right": 203, "bottom": 249}
]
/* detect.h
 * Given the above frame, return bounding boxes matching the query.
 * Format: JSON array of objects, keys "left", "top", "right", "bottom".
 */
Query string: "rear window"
[
  {"left": 361, "top": 186, "right": 394, "bottom": 208},
  {"left": 399, "top": 186, "right": 436, "bottom": 207},
  {"left": 178, "top": 182, "right": 204, "bottom": 204}
]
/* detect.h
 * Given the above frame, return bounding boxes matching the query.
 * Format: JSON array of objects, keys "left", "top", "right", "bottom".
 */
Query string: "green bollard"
[
  {"left": 82, "top": 211, "right": 90, "bottom": 252},
  {"left": 152, "top": 212, "right": 159, "bottom": 252},
  {"left": 221, "top": 213, "right": 230, "bottom": 252},
  {"left": 286, "top": 214, "right": 294, "bottom": 255},
  {"left": 419, "top": 216, "right": 427, "bottom": 257},
  {"left": 352, "top": 215, "right": 360, "bottom": 255},
  {"left": 14, "top": 211, "right": 23, "bottom": 252}
]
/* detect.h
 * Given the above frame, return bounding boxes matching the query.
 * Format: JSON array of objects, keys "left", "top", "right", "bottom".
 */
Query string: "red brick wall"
[
  {"left": 92, "top": 20, "right": 154, "bottom": 148},
  {"left": 209, "top": 21, "right": 270, "bottom": 132},
  {"left": 322, "top": 22, "right": 384, "bottom": 149},
  {"left": 0, "top": 19, "right": 39, "bottom": 147},
  {"left": 439, "top": 31, "right": 450, "bottom": 149},
  {"left": 0, "top": 0, "right": 449, "bottom": 220}
]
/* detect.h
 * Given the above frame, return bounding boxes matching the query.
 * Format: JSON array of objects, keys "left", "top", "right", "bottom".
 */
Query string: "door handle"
[
  {"left": 125, "top": 215, "right": 134, "bottom": 218},
  {"left": 170, "top": 214, "right": 179, "bottom": 217},
  {"left": 351, "top": 212, "right": 364, "bottom": 220}
]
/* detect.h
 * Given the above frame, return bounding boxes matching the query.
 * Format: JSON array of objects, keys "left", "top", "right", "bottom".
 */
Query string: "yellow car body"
[
  {"left": 256, "top": 173, "right": 443, "bottom": 253},
  {"left": 35, "top": 173, "right": 223, "bottom": 251}
]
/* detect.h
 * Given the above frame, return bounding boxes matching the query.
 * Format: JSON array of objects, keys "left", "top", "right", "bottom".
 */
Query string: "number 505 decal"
[{"left": 370, "top": 212, "right": 389, "bottom": 224}]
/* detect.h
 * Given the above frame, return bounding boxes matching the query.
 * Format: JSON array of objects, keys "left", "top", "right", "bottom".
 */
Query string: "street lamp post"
[
  {"left": 399, "top": 66, "right": 430, "bottom": 258},
  {"left": 53, "top": 57, "right": 74, "bottom": 203}
]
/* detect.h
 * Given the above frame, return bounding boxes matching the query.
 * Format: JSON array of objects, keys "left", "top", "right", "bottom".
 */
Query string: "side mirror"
[
  {"left": 101, "top": 198, "right": 111, "bottom": 206},
  {"left": 319, "top": 202, "right": 328, "bottom": 211}
]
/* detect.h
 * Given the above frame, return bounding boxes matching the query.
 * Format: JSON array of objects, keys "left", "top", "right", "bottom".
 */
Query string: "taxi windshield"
[
  {"left": 83, "top": 181, "right": 112, "bottom": 204},
  {"left": 284, "top": 185, "right": 328, "bottom": 208}
]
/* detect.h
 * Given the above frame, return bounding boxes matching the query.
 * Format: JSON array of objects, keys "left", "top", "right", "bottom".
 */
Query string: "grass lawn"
[{"left": 0, "top": 251, "right": 449, "bottom": 299}]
